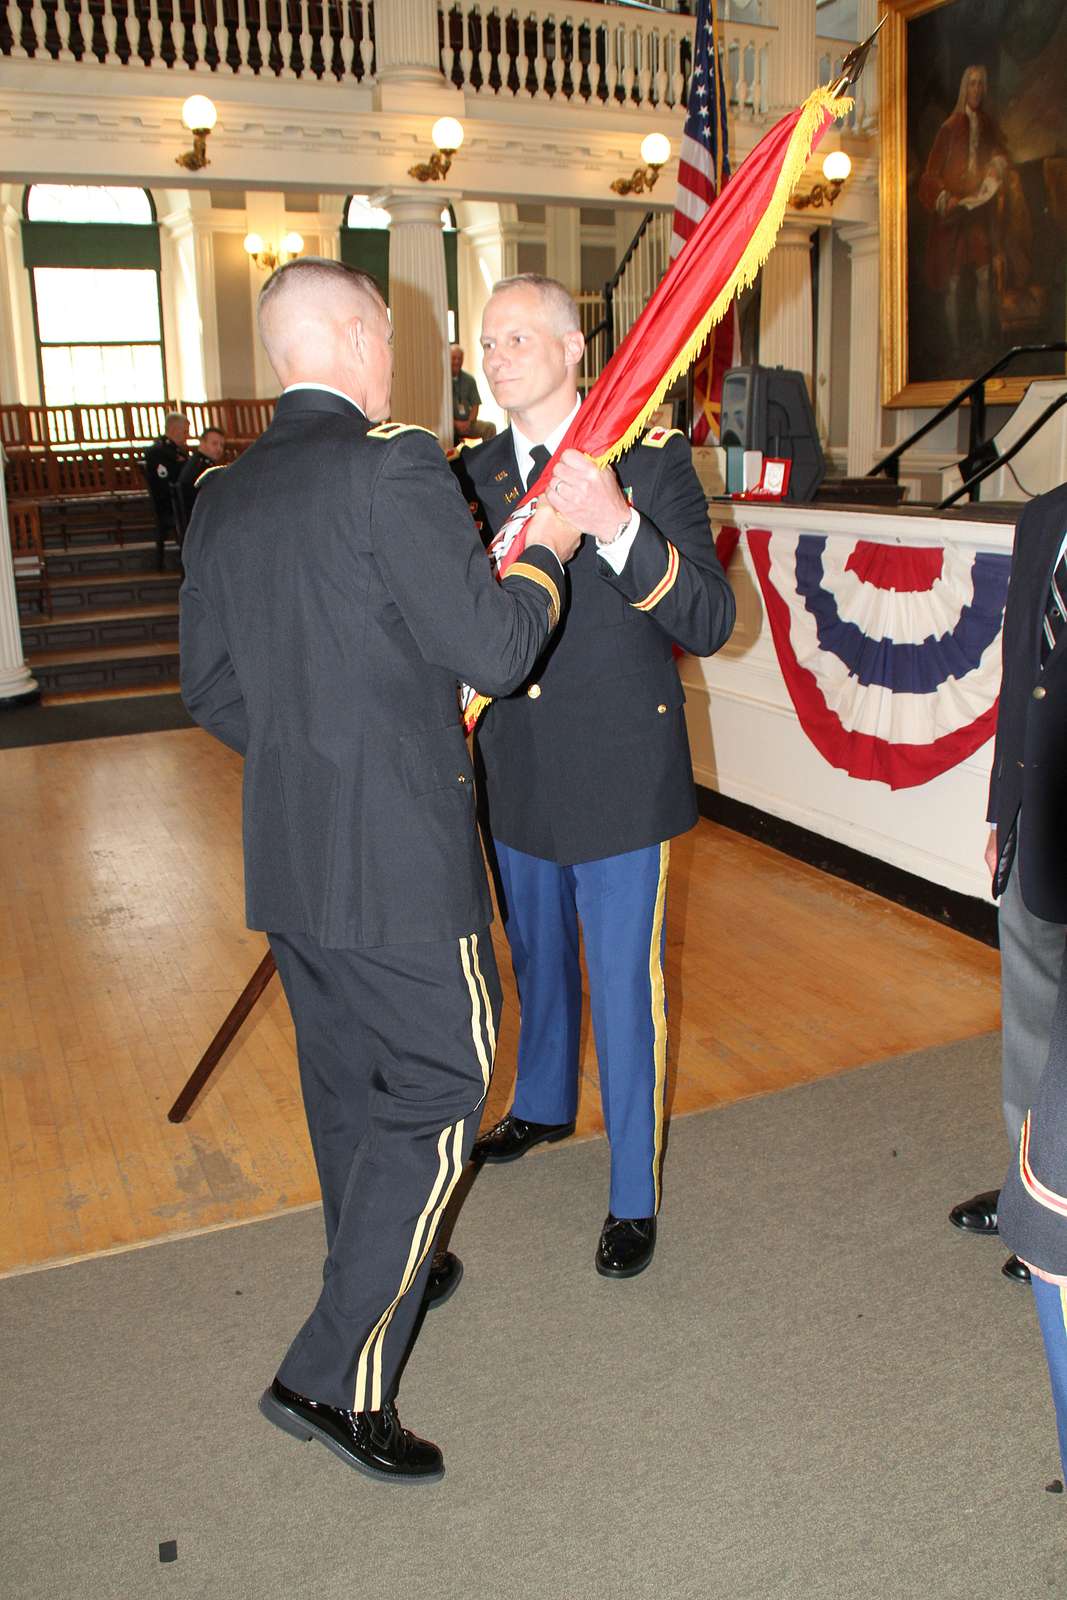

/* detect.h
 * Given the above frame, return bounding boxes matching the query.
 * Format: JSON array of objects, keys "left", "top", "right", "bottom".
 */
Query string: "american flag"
[{"left": 670, "top": 0, "right": 739, "bottom": 445}]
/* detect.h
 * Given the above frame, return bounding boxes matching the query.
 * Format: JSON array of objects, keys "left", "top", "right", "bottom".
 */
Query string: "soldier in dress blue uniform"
[
  {"left": 144, "top": 412, "right": 190, "bottom": 569},
  {"left": 453, "top": 274, "right": 736, "bottom": 1278},
  {"left": 175, "top": 425, "right": 226, "bottom": 532}
]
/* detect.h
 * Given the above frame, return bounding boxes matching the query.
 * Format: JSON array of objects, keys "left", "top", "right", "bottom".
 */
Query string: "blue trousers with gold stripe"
[
  {"left": 268, "top": 928, "right": 498, "bottom": 1413},
  {"left": 494, "top": 840, "right": 670, "bottom": 1220},
  {"left": 1032, "top": 1275, "right": 1067, "bottom": 1478}
]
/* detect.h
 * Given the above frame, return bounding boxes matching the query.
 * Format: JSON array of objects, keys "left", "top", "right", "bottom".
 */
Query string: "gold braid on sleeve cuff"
[
  {"left": 506, "top": 562, "right": 561, "bottom": 629},
  {"left": 631, "top": 541, "right": 680, "bottom": 612}
]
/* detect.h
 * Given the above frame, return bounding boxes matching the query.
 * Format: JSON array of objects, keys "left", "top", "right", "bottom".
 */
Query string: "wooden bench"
[{"left": 8, "top": 501, "right": 50, "bottom": 617}]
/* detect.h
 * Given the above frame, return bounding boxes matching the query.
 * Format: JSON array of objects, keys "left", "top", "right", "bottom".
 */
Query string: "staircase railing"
[
  {"left": 868, "top": 343, "right": 1067, "bottom": 507},
  {"left": 585, "top": 208, "right": 671, "bottom": 371}
]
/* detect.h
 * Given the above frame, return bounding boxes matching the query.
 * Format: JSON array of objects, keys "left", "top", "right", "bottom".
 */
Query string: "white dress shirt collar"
[
  {"left": 283, "top": 382, "right": 365, "bottom": 416},
  {"left": 510, "top": 395, "right": 582, "bottom": 489}
]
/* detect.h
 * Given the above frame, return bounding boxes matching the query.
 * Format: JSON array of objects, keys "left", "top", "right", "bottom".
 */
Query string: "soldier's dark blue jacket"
[
  {"left": 180, "top": 387, "right": 563, "bottom": 948},
  {"left": 452, "top": 423, "right": 736, "bottom": 864}
]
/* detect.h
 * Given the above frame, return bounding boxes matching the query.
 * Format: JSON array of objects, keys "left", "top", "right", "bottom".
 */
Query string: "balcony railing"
[
  {"left": 0, "top": 0, "right": 376, "bottom": 79},
  {"left": 1, "top": 0, "right": 868, "bottom": 128},
  {"left": 0, "top": 397, "right": 275, "bottom": 451}
]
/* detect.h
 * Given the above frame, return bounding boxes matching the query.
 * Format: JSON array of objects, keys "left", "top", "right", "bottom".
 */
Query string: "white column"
[
  {"left": 318, "top": 195, "right": 346, "bottom": 261},
  {"left": 156, "top": 190, "right": 222, "bottom": 402},
  {"left": 545, "top": 205, "right": 581, "bottom": 295},
  {"left": 0, "top": 458, "right": 39, "bottom": 705},
  {"left": 767, "top": 0, "right": 816, "bottom": 111},
  {"left": 0, "top": 200, "right": 41, "bottom": 405},
  {"left": 455, "top": 201, "right": 507, "bottom": 432},
  {"left": 841, "top": 221, "right": 880, "bottom": 475},
  {"left": 758, "top": 219, "right": 815, "bottom": 387},
  {"left": 245, "top": 193, "right": 288, "bottom": 398},
  {"left": 497, "top": 204, "right": 521, "bottom": 279},
  {"left": 384, "top": 192, "right": 451, "bottom": 442},
  {"left": 373, "top": 0, "right": 442, "bottom": 86}
]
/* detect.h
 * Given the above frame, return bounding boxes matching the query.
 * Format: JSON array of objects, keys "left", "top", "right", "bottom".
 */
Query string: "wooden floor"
[{"left": 0, "top": 729, "right": 1000, "bottom": 1276}]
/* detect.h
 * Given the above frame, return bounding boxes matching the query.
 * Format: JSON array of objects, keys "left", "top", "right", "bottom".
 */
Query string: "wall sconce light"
[
  {"left": 243, "top": 231, "right": 305, "bottom": 272},
  {"left": 177, "top": 95, "right": 217, "bottom": 172},
  {"left": 409, "top": 118, "right": 464, "bottom": 183},
  {"left": 610, "top": 133, "right": 671, "bottom": 196},
  {"left": 792, "top": 149, "right": 852, "bottom": 210}
]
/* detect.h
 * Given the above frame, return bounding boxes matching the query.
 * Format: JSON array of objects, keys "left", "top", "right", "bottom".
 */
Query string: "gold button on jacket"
[{"left": 527, "top": 684, "right": 542, "bottom": 699}]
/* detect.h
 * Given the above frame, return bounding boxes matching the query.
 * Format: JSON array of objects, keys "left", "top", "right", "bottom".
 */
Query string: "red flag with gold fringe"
[{"left": 462, "top": 83, "right": 853, "bottom": 731}]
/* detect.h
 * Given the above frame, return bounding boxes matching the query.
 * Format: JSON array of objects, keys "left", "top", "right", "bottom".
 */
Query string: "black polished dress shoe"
[
  {"left": 595, "top": 1214, "right": 656, "bottom": 1279},
  {"left": 259, "top": 1378, "right": 444, "bottom": 1483},
  {"left": 949, "top": 1188, "right": 1000, "bottom": 1235},
  {"left": 1002, "top": 1254, "right": 1031, "bottom": 1284},
  {"left": 423, "top": 1249, "right": 463, "bottom": 1309},
  {"left": 472, "top": 1112, "right": 576, "bottom": 1164}
]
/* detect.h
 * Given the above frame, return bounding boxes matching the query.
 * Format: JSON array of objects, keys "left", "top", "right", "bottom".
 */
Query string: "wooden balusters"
[
  {"left": 324, "top": 0, "right": 342, "bottom": 78},
  {"left": 239, "top": 0, "right": 261, "bottom": 75}
]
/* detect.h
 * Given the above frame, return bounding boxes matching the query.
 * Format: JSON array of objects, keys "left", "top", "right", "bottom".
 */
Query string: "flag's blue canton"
[{"left": 683, "top": 0, "right": 730, "bottom": 192}]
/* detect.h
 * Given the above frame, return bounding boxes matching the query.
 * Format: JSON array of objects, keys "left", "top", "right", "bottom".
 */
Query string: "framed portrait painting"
[{"left": 880, "top": 0, "right": 1067, "bottom": 407}]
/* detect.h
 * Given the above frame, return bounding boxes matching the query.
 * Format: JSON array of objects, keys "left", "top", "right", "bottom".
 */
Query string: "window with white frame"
[{"left": 23, "top": 185, "right": 166, "bottom": 407}]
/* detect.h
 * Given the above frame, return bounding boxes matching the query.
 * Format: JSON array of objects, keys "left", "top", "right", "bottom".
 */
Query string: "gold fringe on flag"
[{"left": 595, "top": 87, "right": 853, "bottom": 469}]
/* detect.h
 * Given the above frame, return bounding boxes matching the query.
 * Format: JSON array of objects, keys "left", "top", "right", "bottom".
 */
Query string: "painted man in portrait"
[{"left": 917, "top": 63, "right": 1032, "bottom": 371}]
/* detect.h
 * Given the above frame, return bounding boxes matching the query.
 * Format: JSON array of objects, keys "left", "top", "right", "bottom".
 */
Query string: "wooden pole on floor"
[{"left": 166, "top": 950, "right": 277, "bottom": 1122}]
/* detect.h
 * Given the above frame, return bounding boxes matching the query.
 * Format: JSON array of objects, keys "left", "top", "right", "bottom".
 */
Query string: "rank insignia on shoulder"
[
  {"left": 367, "top": 422, "right": 437, "bottom": 440},
  {"left": 641, "top": 426, "right": 683, "bottom": 447},
  {"left": 194, "top": 464, "right": 227, "bottom": 488}
]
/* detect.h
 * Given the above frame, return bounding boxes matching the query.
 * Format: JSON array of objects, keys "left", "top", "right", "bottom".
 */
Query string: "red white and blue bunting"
[{"left": 745, "top": 530, "right": 1011, "bottom": 791}]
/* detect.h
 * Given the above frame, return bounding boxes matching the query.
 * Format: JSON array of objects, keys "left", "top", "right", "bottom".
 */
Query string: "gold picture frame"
[{"left": 879, "top": 0, "right": 1067, "bottom": 408}]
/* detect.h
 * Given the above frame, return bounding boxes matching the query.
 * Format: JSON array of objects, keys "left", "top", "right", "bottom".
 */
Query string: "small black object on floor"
[{"left": 0, "top": 693, "right": 194, "bottom": 749}]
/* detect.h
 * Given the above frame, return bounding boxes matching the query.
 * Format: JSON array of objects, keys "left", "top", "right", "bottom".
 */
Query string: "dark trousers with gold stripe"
[
  {"left": 268, "top": 928, "right": 499, "bottom": 1414},
  {"left": 494, "top": 840, "right": 670, "bottom": 1219}
]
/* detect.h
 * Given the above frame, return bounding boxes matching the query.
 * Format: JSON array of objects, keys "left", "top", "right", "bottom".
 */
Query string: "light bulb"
[
  {"left": 281, "top": 231, "right": 304, "bottom": 255},
  {"left": 432, "top": 117, "right": 464, "bottom": 154},
  {"left": 822, "top": 149, "right": 852, "bottom": 183},
  {"left": 243, "top": 233, "right": 264, "bottom": 256},
  {"left": 641, "top": 133, "right": 671, "bottom": 169},
  {"left": 182, "top": 95, "right": 217, "bottom": 132}
]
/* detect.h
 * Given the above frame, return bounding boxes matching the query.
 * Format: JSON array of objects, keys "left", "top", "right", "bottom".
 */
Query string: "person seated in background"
[
  {"left": 451, "top": 344, "right": 482, "bottom": 445},
  {"left": 144, "top": 412, "right": 190, "bottom": 569},
  {"left": 175, "top": 426, "right": 226, "bottom": 533}
]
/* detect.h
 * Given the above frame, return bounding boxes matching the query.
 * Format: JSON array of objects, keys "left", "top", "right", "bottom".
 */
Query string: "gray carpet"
[{"left": 3, "top": 1033, "right": 1064, "bottom": 1600}]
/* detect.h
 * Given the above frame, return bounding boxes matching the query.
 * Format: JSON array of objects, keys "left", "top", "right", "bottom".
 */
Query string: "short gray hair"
[
  {"left": 489, "top": 273, "right": 580, "bottom": 335},
  {"left": 257, "top": 256, "right": 384, "bottom": 329},
  {"left": 165, "top": 411, "right": 190, "bottom": 429}
]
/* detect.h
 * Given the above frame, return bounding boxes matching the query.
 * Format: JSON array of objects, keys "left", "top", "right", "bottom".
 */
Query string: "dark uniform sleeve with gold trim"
[
  {"left": 370, "top": 427, "right": 561, "bottom": 696},
  {"left": 597, "top": 431, "right": 735, "bottom": 657}
]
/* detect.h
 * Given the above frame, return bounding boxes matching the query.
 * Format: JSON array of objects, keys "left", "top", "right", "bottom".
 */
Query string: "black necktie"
[
  {"left": 525, "top": 444, "right": 550, "bottom": 493},
  {"left": 1042, "top": 540, "right": 1067, "bottom": 663}
]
